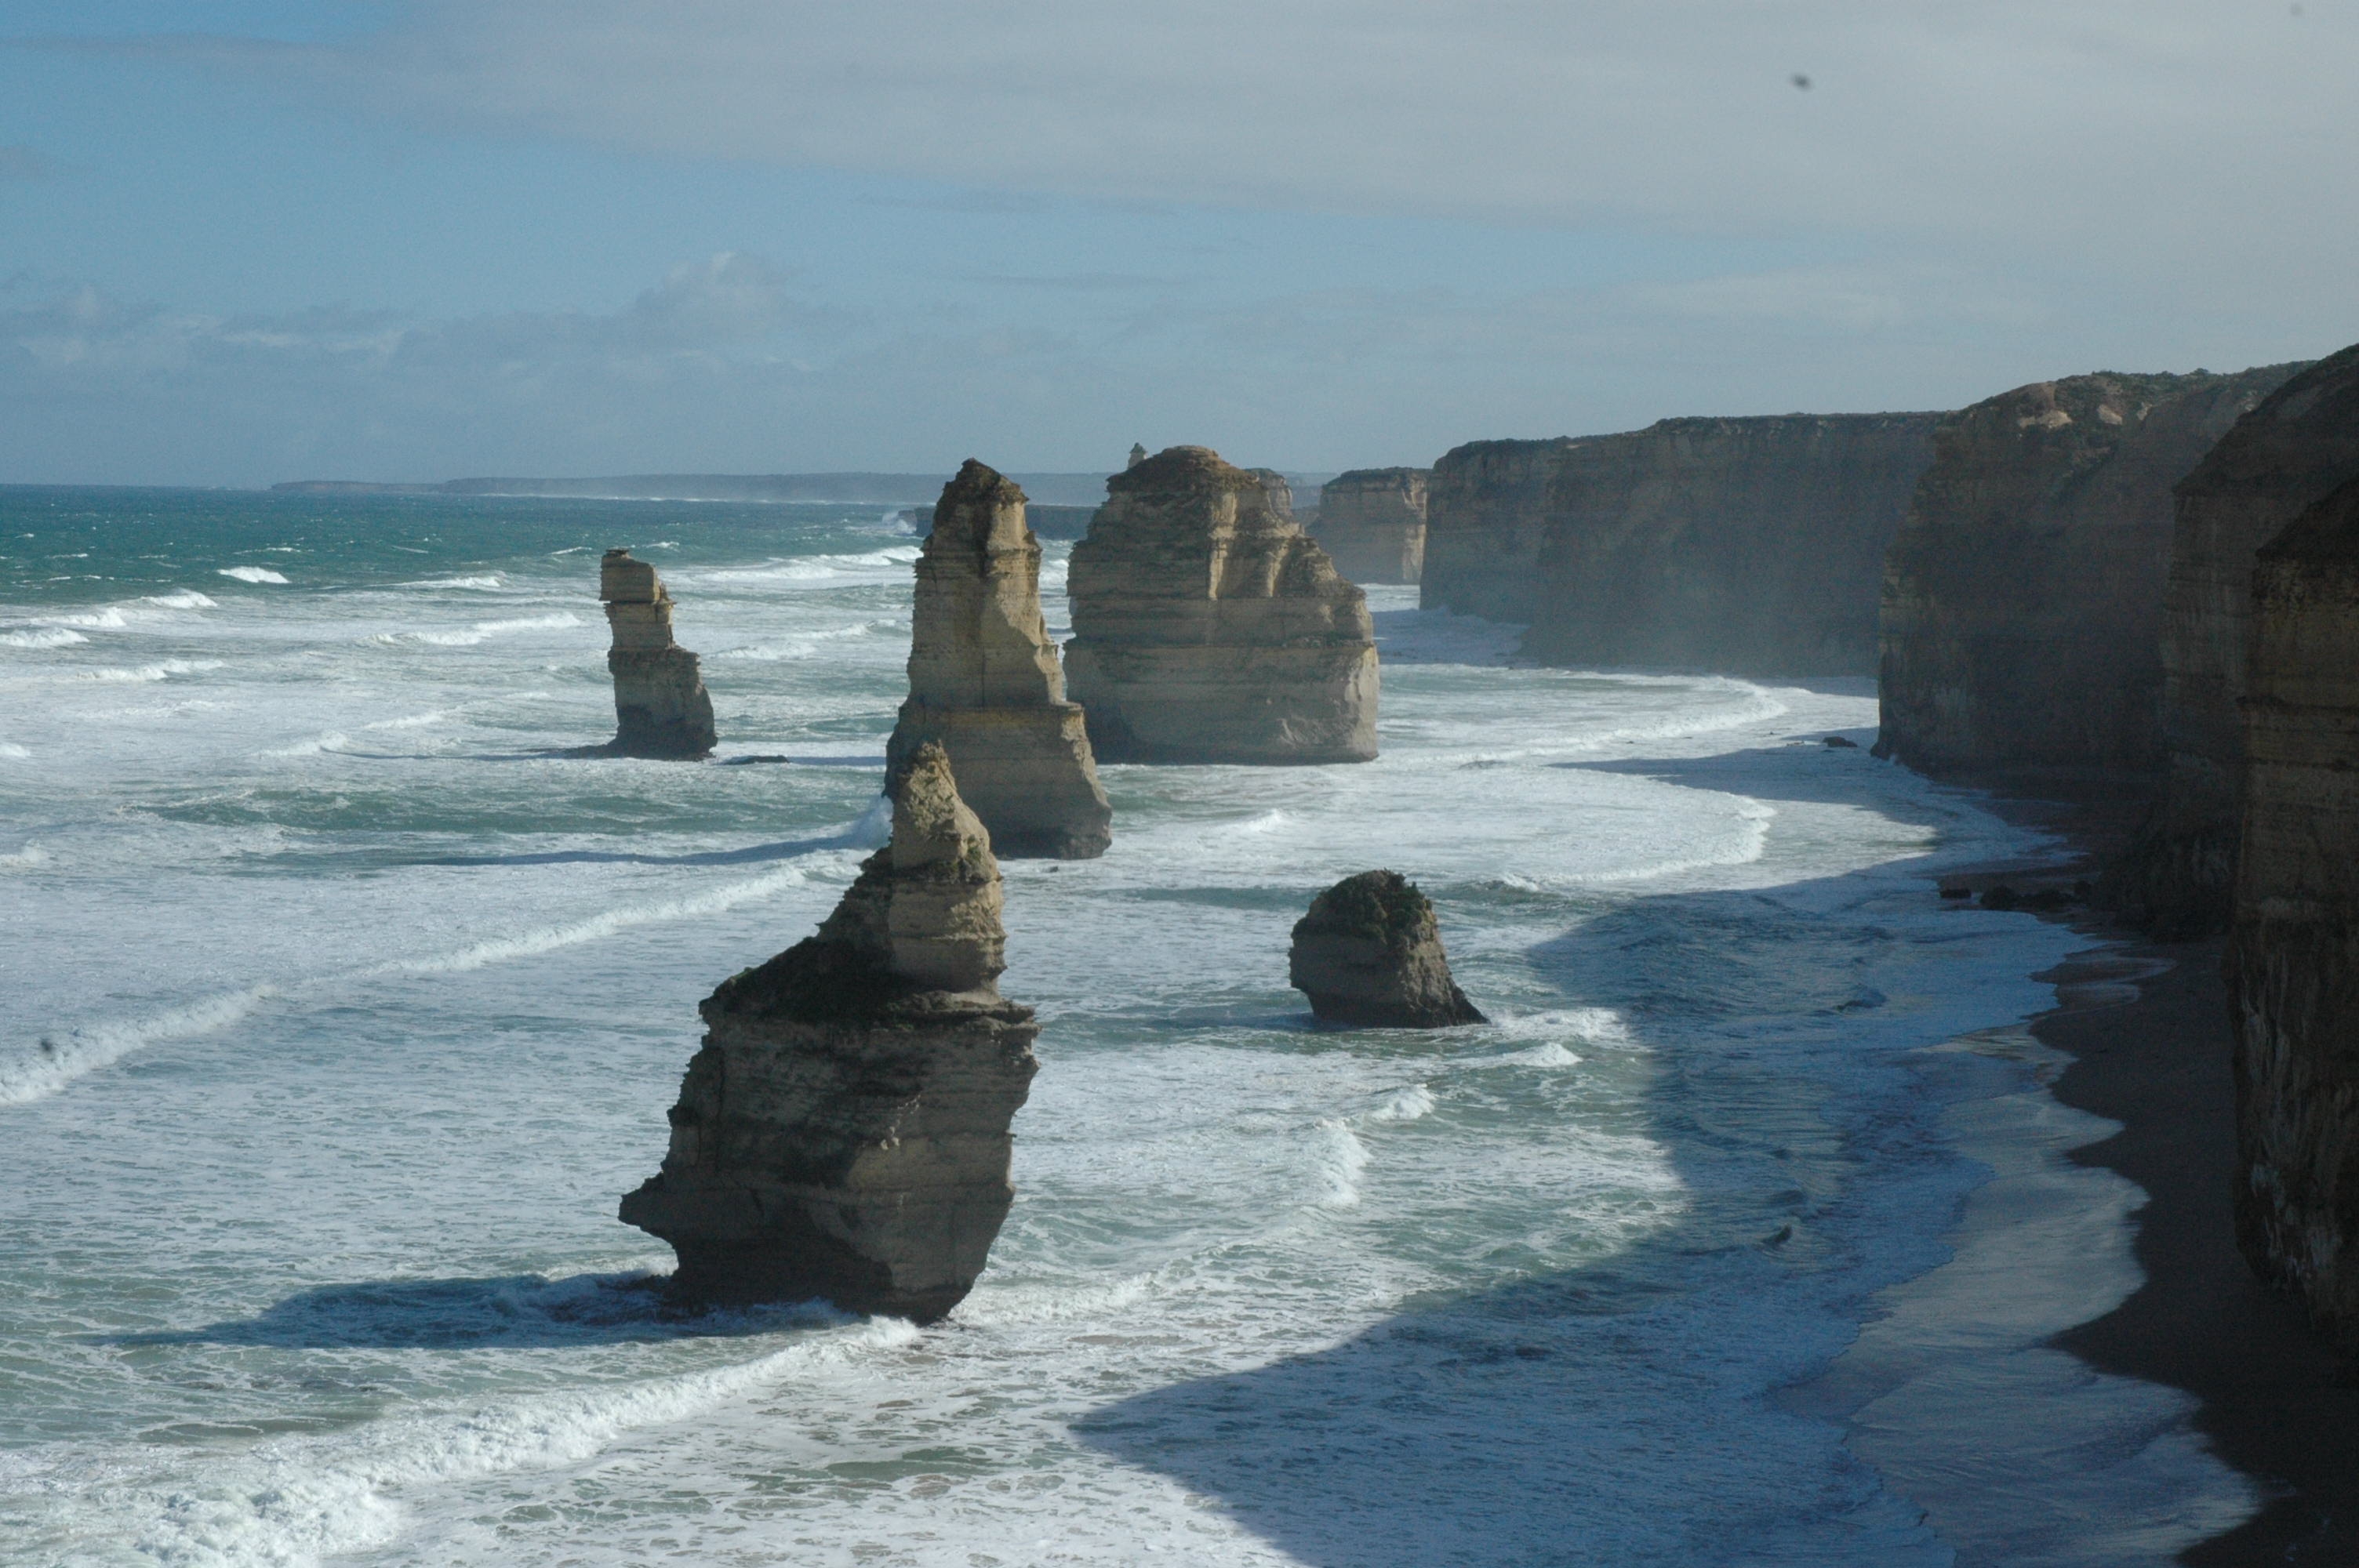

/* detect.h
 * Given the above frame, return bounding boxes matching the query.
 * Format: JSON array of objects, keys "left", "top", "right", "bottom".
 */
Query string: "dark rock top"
[{"left": 1289, "top": 870, "right": 1485, "bottom": 1029}]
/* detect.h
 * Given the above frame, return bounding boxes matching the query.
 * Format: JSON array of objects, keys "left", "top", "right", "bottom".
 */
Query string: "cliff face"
[
  {"left": 2226, "top": 476, "right": 2359, "bottom": 1348},
  {"left": 1877, "top": 367, "right": 2302, "bottom": 790},
  {"left": 1420, "top": 439, "right": 1573, "bottom": 622},
  {"left": 620, "top": 744, "right": 1038, "bottom": 1322},
  {"left": 1063, "top": 445, "right": 1379, "bottom": 764},
  {"left": 1518, "top": 414, "right": 1941, "bottom": 675},
  {"left": 2125, "top": 344, "right": 2359, "bottom": 933},
  {"left": 886, "top": 460, "right": 1112, "bottom": 859},
  {"left": 1289, "top": 869, "right": 1484, "bottom": 1029},
  {"left": 598, "top": 549, "right": 717, "bottom": 759},
  {"left": 1314, "top": 468, "right": 1429, "bottom": 584}
]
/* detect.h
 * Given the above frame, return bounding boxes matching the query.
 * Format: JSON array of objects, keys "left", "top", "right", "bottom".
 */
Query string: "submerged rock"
[
  {"left": 598, "top": 549, "right": 717, "bottom": 759},
  {"left": 1315, "top": 467, "right": 1429, "bottom": 584},
  {"left": 886, "top": 459, "right": 1113, "bottom": 858},
  {"left": 1289, "top": 870, "right": 1485, "bottom": 1028},
  {"left": 2227, "top": 475, "right": 2359, "bottom": 1349},
  {"left": 619, "top": 743, "right": 1039, "bottom": 1321},
  {"left": 1064, "top": 445, "right": 1379, "bottom": 764}
]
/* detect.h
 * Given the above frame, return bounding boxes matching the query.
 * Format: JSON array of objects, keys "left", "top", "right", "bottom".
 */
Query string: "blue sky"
[{"left": 2, "top": 2, "right": 2354, "bottom": 485}]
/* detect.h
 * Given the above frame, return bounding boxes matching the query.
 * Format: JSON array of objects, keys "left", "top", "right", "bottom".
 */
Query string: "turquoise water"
[{"left": 0, "top": 488, "right": 2240, "bottom": 1565}]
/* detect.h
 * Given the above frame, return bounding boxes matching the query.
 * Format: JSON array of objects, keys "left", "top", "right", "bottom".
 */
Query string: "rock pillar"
[
  {"left": 1289, "top": 870, "right": 1485, "bottom": 1028},
  {"left": 1315, "top": 468, "right": 1429, "bottom": 584},
  {"left": 599, "top": 549, "right": 717, "bottom": 759}
]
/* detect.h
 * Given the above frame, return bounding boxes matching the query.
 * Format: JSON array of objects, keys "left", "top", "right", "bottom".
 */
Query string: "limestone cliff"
[
  {"left": 1289, "top": 870, "right": 1484, "bottom": 1028},
  {"left": 2226, "top": 476, "right": 2359, "bottom": 1348},
  {"left": 598, "top": 549, "right": 717, "bottom": 759},
  {"left": 620, "top": 743, "right": 1038, "bottom": 1320},
  {"left": 1876, "top": 366, "right": 2301, "bottom": 791},
  {"left": 2125, "top": 344, "right": 2359, "bottom": 933},
  {"left": 1519, "top": 414, "right": 1941, "bottom": 675},
  {"left": 1064, "top": 445, "right": 1379, "bottom": 764},
  {"left": 886, "top": 459, "right": 1112, "bottom": 859},
  {"left": 1421, "top": 439, "right": 1573, "bottom": 622},
  {"left": 1314, "top": 468, "right": 1429, "bottom": 584}
]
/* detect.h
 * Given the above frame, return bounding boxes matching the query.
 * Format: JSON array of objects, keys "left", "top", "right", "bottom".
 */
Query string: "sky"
[{"left": 2, "top": 1, "right": 2354, "bottom": 486}]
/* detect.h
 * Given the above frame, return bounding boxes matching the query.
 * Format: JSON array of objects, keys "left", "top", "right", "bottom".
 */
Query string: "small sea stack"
[
  {"left": 598, "top": 548, "right": 717, "bottom": 759},
  {"left": 619, "top": 743, "right": 1039, "bottom": 1321},
  {"left": 1314, "top": 467, "right": 1429, "bottom": 584},
  {"left": 1289, "top": 869, "right": 1485, "bottom": 1028},
  {"left": 1063, "top": 445, "right": 1379, "bottom": 764},
  {"left": 2227, "top": 474, "right": 2359, "bottom": 1348},
  {"left": 885, "top": 459, "right": 1113, "bottom": 858}
]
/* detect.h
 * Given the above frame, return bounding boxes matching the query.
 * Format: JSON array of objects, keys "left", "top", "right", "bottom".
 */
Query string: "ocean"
[{"left": 0, "top": 488, "right": 2252, "bottom": 1566}]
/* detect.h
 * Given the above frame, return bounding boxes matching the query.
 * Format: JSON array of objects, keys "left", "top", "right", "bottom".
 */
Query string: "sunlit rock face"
[
  {"left": 598, "top": 549, "right": 717, "bottom": 759},
  {"left": 1315, "top": 468, "right": 1429, "bottom": 585},
  {"left": 1876, "top": 366, "right": 2301, "bottom": 793},
  {"left": 2120, "top": 344, "right": 2359, "bottom": 934},
  {"left": 2227, "top": 476, "right": 2359, "bottom": 1349},
  {"left": 1518, "top": 414, "right": 1941, "bottom": 676},
  {"left": 1289, "top": 869, "right": 1485, "bottom": 1029},
  {"left": 620, "top": 744, "right": 1038, "bottom": 1322},
  {"left": 885, "top": 460, "right": 1112, "bottom": 859},
  {"left": 1063, "top": 445, "right": 1379, "bottom": 764}
]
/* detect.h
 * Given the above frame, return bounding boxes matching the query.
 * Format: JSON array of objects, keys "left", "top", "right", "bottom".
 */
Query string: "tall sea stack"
[
  {"left": 1315, "top": 468, "right": 1429, "bottom": 584},
  {"left": 598, "top": 549, "right": 717, "bottom": 759},
  {"left": 1518, "top": 414, "right": 1941, "bottom": 675},
  {"left": 1876, "top": 367, "right": 2301, "bottom": 791},
  {"left": 1063, "top": 445, "right": 1379, "bottom": 764},
  {"left": 619, "top": 743, "right": 1039, "bottom": 1321},
  {"left": 2226, "top": 476, "right": 2359, "bottom": 1349},
  {"left": 885, "top": 460, "right": 1113, "bottom": 858},
  {"left": 2125, "top": 344, "right": 2359, "bottom": 933}
]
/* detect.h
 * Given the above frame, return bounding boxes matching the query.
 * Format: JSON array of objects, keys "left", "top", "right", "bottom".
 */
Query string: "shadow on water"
[
  {"left": 1070, "top": 761, "right": 2161, "bottom": 1565},
  {"left": 103, "top": 1272, "right": 842, "bottom": 1351}
]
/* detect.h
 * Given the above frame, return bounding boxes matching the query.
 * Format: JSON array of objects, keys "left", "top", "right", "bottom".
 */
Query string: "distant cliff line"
[{"left": 273, "top": 470, "right": 1338, "bottom": 510}]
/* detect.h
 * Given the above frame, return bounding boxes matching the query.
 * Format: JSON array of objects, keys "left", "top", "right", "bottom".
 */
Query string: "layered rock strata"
[
  {"left": 1314, "top": 468, "right": 1429, "bottom": 584},
  {"left": 1290, "top": 870, "right": 1485, "bottom": 1028},
  {"left": 598, "top": 549, "right": 717, "bottom": 759},
  {"left": 1064, "top": 445, "right": 1379, "bottom": 764},
  {"left": 1519, "top": 414, "right": 1942, "bottom": 674},
  {"left": 2126, "top": 344, "right": 2359, "bottom": 932},
  {"left": 2227, "top": 476, "right": 2359, "bottom": 1348},
  {"left": 885, "top": 460, "right": 1112, "bottom": 859},
  {"left": 620, "top": 744, "right": 1039, "bottom": 1320},
  {"left": 1876, "top": 367, "right": 2301, "bottom": 790},
  {"left": 1421, "top": 438, "right": 1574, "bottom": 623}
]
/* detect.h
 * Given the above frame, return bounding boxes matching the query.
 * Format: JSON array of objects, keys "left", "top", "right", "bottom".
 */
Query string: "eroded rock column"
[
  {"left": 620, "top": 743, "right": 1039, "bottom": 1321},
  {"left": 885, "top": 460, "right": 1112, "bottom": 858},
  {"left": 599, "top": 548, "right": 717, "bottom": 759},
  {"left": 1289, "top": 869, "right": 1485, "bottom": 1028},
  {"left": 1315, "top": 468, "right": 1429, "bottom": 585}
]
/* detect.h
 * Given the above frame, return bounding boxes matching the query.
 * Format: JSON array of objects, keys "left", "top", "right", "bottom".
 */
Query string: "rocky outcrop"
[
  {"left": 1421, "top": 439, "right": 1573, "bottom": 623},
  {"left": 1314, "top": 468, "right": 1428, "bottom": 584},
  {"left": 1518, "top": 414, "right": 1942, "bottom": 674},
  {"left": 620, "top": 743, "right": 1039, "bottom": 1321},
  {"left": 598, "top": 549, "right": 717, "bottom": 758},
  {"left": 1289, "top": 870, "right": 1485, "bottom": 1028},
  {"left": 2226, "top": 475, "right": 2359, "bottom": 1349},
  {"left": 1876, "top": 367, "right": 2301, "bottom": 791},
  {"left": 1064, "top": 445, "right": 1379, "bottom": 764},
  {"left": 2123, "top": 345, "right": 2359, "bottom": 933},
  {"left": 885, "top": 460, "right": 1112, "bottom": 859}
]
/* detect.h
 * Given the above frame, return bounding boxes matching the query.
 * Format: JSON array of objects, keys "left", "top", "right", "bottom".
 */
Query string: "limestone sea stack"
[
  {"left": 619, "top": 743, "right": 1039, "bottom": 1321},
  {"left": 2226, "top": 475, "right": 2359, "bottom": 1348},
  {"left": 1289, "top": 870, "right": 1485, "bottom": 1028},
  {"left": 1876, "top": 367, "right": 2301, "bottom": 792},
  {"left": 885, "top": 460, "right": 1113, "bottom": 858},
  {"left": 1064, "top": 445, "right": 1379, "bottom": 764},
  {"left": 598, "top": 549, "right": 717, "bottom": 759},
  {"left": 1315, "top": 468, "right": 1430, "bottom": 584},
  {"left": 2125, "top": 343, "right": 2359, "bottom": 933}
]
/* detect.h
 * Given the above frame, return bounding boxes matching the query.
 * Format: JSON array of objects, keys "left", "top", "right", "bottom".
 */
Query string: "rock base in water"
[
  {"left": 1289, "top": 869, "right": 1485, "bottom": 1029},
  {"left": 599, "top": 548, "right": 717, "bottom": 759},
  {"left": 620, "top": 744, "right": 1038, "bottom": 1320},
  {"left": 888, "top": 705, "right": 1108, "bottom": 858}
]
